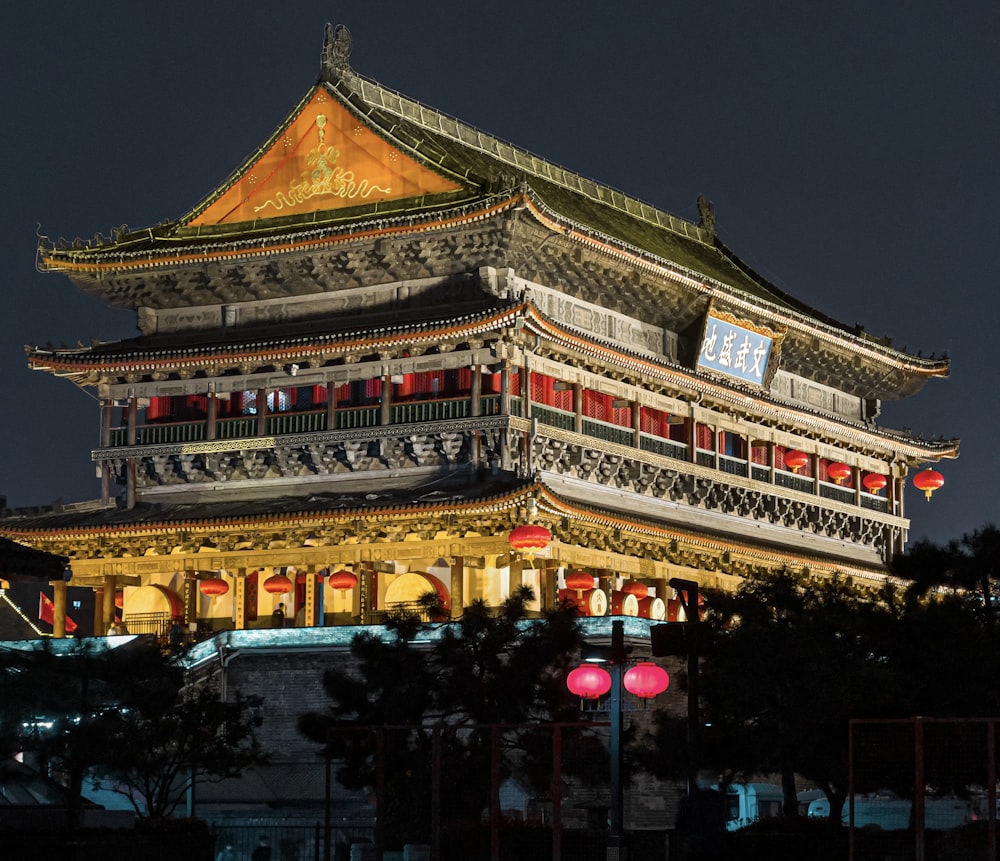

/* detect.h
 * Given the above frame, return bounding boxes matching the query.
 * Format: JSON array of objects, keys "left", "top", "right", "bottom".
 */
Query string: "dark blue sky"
[{"left": 2, "top": 2, "right": 996, "bottom": 545}]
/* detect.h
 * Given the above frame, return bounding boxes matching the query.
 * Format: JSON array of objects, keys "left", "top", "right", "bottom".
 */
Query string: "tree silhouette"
[{"left": 298, "top": 587, "right": 586, "bottom": 847}]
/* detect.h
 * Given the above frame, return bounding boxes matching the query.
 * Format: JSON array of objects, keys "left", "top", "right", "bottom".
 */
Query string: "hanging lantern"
[
  {"left": 622, "top": 580, "right": 649, "bottom": 597},
  {"left": 913, "top": 468, "right": 944, "bottom": 501},
  {"left": 263, "top": 572, "right": 293, "bottom": 594},
  {"left": 508, "top": 524, "right": 552, "bottom": 556},
  {"left": 566, "top": 664, "right": 612, "bottom": 699},
  {"left": 623, "top": 662, "right": 670, "bottom": 699},
  {"left": 784, "top": 450, "right": 809, "bottom": 473},
  {"left": 198, "top": 577, "right": 229, "bottom": 597},
  {"left": 564, "top": 571, "right": 594, "bottom": 595},
  {"left": 826, "top": 462, "right": 852, "bottom": 485},
  {"left": 862, "top": 473, "right": 887, "bottom": 494},
  {"left": 328, "top": 570, "right": 358, "bottom": 595}
]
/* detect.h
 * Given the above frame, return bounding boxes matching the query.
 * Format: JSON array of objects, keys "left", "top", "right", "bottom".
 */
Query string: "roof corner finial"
[
  {"left": 697, "top": 194, "right": 716, "bottom": 238},
  {"left": 320, "top": 23, "right": 352, "bottom": 81}
]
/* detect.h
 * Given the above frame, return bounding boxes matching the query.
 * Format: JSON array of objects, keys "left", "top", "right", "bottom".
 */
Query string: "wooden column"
[
  {"left": 126, "top": 396, "right": 138, "bottom": 445},
  {"left": 500, "top": 358, "right": 513, "bottom": 472},
  {"left": 573, "top": 384, "right": 583, "bottom": 434},
  {"left": 631, "top": 400, "right": 641, "bottom": 448},
  {"left": 102, "top": 575, "right": 117, "bottom": 634},
  {"left": 255, "top": 388, "right": 268, "bottom": 437},
  {"left": 183, "top": 574, "right": 198, "bottom": 628},
  {"left": 450, "top": 557, "right": 465, "bottom": 621},
  {"left": 326, "top": 381, "right": 338, "bottom": 431},
  {"left": 684, "top": 417, "right": 696, "bottom": 463},
  {"left": 93, "top": 587, "right": 104, "bottom": 637},
  {"left": 302, "top": 567, "right": 321, "bottom": 628},
  {"left": 233, "top": 568, "right": 249, "bottom": 630},
  {"left": 380, "top": 374, "right": 392, "bottom": 426},
  {"left": 50, "top": 579, "right": 68, "bottom": 639},
  {"left": 100, "top": 398, "right": 114, "bottom": 501},
  {"left": 470, "top": 369, "right": 482, "bottom": 465},
  {"left": 206, "top": 392, "right": 218, "bottom": 441}
]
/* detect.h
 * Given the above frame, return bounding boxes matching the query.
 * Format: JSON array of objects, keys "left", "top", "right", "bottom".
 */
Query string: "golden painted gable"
[{"left": 187, "top": 88, "right": 462, "bottom": 227}]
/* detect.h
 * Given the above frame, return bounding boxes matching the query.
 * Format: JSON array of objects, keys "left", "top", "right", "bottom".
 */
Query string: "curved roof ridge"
[{"left": 327, "top": 64, "right": 712, "bottom": 247}]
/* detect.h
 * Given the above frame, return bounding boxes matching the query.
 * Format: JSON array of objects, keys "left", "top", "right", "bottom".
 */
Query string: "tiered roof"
[{"left": 35, "top": 24, "right": 948, "bottom": 405}]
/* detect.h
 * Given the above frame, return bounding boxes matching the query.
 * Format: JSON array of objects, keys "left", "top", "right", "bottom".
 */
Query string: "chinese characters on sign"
[{"left": 696, "top": 312, "right": 775, "bottom": 385}]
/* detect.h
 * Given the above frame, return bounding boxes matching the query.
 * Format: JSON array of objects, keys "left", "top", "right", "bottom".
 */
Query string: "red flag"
[{"left": 38, "top": 592, "right": 78, "bottom": 633}]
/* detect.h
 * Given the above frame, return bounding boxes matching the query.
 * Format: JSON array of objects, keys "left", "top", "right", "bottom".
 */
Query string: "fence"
[
  {"left": 849, "top": 717, "right": 1000, "bottom": 861},
  {"left": 315, "top": 721, "right": 665, "bottom": 861}
]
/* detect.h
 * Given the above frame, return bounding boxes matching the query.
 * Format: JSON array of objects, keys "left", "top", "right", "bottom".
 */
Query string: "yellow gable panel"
[{"left": 189, "top": 89, "right": 462, "bottom": 226}]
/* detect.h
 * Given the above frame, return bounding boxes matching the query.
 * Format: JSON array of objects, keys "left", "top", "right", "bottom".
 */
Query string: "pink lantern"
[
  {"left": 263, "top": 573, "right": 293, "bottom": 594},
  {"left": 567, "top": 665, "right": 612, "bottom": 699},
  {"left": 623, "top": 662, "right": 670, "bottom": 698}
]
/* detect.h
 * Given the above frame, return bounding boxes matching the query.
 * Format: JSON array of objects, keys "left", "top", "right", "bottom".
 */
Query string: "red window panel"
[
  {"left": 509, "top": 370, "right": 522, "bottom": 396},
  {"left": 530, "top": 373, "right": 556, "bottom": 406},
  {"left": 553, "top": 386, "right": 573, "bottom": 412},
  {"left": 483, "top": 371, "right": 502, "bottom": 395},
  {"left": 457, "top": 368, "right": 473, "bottom": 393},
  {"left": 750, "top": 444, "right": 769, "bottom": 465},
  {"left": 611, "top": 403, "right": 631, "bottom": 428},
  {"left": 365, "top": 377, "right": 383, "bottom": 401},
  {"left": 146, "top": 396, "right": 173, "bottom": 421},
  {"left": 582, "top": 389, "right": 607, "bottom": 421},
  {"left": 184, "top": 395, "right": 208, "bottom": 419},
  {"left": 335, "top": 383, "right": 351, "bottom": 404},
  {"left": 311, "top": 385, "right": 328, "bottom": 405},
  {"left": 696, "top": 423, "right": 715, "bottom": 451}
]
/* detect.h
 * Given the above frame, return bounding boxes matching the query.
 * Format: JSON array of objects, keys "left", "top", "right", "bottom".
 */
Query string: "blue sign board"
[{"left": 696, "top": 312, "right": 776, "bottom": 385}]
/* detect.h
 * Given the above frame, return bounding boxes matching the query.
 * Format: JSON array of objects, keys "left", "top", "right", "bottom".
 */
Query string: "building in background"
[{"left": 2, "top": 23, "right": 956, "bottom": 641}]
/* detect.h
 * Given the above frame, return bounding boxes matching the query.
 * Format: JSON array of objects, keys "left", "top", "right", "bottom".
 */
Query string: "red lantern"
[
  {"left": 567, "top": 664, "right": 612, "bottom": 699},
  {"left": 328, "top": 570, "right": 358, "bottom": 594},
  {"left": 564, "top": 571, "right": 594, "bottom": 594},
  {"left": 913, "top": 468, "right": 944, "bottom": 501},
  {"left": 198, "top": 577, "right": 229, "bottom": 597},
  {"left": 826, "top": 462, "right": 852, "bottom": 485},
  {"left": 263, "top": 573, "right": 293, "bottom": 594},
  {"left": 623, "top": 662, "right": 670, "bottom": 699},
  {"left": 784, "top": 450, "right": 809, "bottom": 473},
  {"left": 508, "top": 524, "right": 552, "bottom": 555},
  {"left": 862, "top": 473, "right": 887, "bottom": 494},
  {"left": 622, "top": 580, "right": 648, "bottom": 597}
]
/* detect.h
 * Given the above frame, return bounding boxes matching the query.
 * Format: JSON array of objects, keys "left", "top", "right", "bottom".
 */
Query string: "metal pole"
[{"left": 608, "top": 620, "right": 625, "bottom": 861}]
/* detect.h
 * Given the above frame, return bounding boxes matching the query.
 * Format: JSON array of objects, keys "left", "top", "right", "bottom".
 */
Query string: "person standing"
[{"left": 271, "top": 602, "right": 286, "bottom": 628}]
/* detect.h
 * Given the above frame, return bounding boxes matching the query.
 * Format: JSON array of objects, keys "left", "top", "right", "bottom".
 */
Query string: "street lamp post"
[{"left": 571, "top": 619, "right": 669, "bottom": 861}]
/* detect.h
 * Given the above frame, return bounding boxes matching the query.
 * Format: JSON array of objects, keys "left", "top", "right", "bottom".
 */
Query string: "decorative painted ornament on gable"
[
  {"left": 187, "top": 89, "right": 462, "bottom": 228},
  {"left": 695, "top": 306, "right": 783, "bottom": 387}
]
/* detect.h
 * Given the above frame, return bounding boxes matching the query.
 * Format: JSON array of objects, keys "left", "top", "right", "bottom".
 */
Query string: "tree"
[
  {"left": 643, "top": 571, "right": 899, "bottom": 822},
  {"left": 0, "top": 636, "right": 265, "bottom": 822},
  {"left": 299, "top": 587, "right": 586, "bottom": 846},
  {"left": 100, "top": 682, "right": 266, "bottom": 817},
  {"left": 894, "top": 524, "right": 1000, "bottom": 625}
]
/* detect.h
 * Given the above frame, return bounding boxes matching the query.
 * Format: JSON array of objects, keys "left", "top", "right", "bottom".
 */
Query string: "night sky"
[{"left": 2, "top": 2, "right": 996, "bottom": 546}]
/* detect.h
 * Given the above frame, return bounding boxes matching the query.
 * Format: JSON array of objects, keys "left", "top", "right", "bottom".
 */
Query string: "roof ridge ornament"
[
  {"left": 320, "top": 23, "right": 352, "bottom": 81},
  {"left": 696, "top": 194, "right": 716, "bottom": 238}
]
